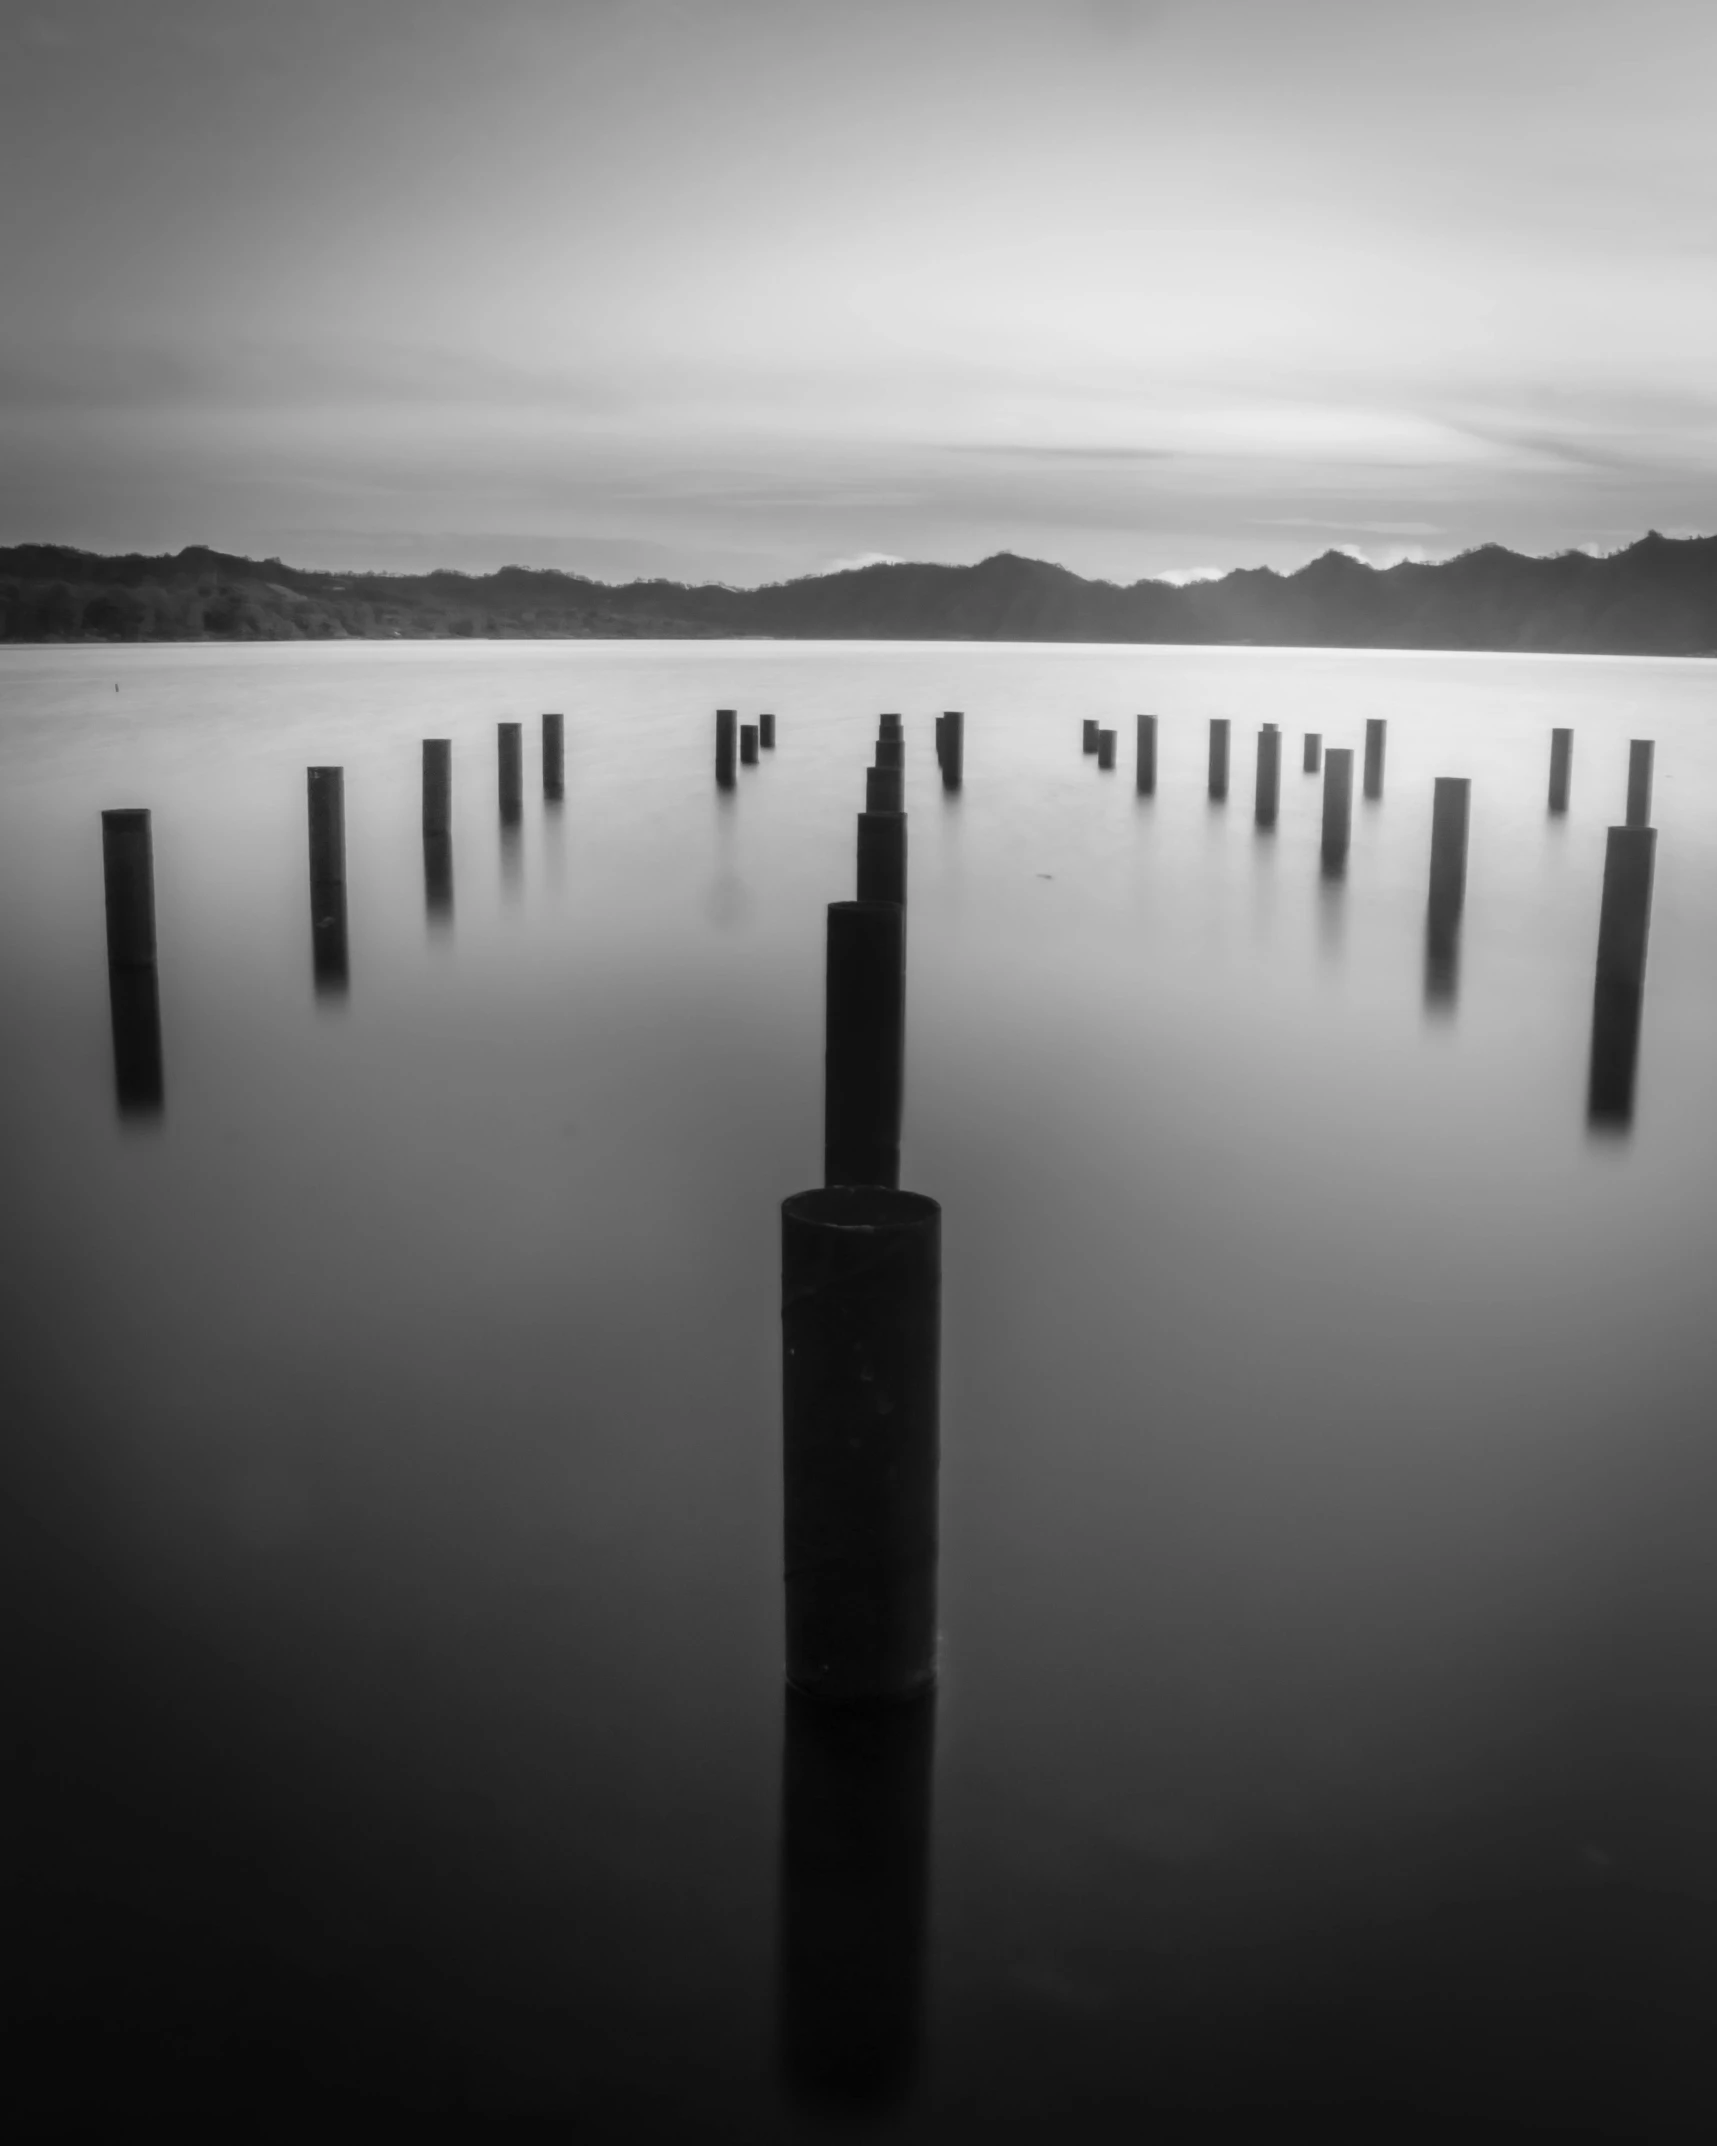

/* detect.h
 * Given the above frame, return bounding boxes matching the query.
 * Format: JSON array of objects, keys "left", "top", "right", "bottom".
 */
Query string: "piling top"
[
  {"left": 784, "top": 1186, "right": 940, "bottom": 1235},
  {"left": 101, "top": 806, "right": 151, "bottom": 832}
]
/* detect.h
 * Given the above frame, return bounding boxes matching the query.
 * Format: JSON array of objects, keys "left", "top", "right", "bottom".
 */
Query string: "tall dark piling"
[
  {"left": 307, "top": 767, "right": 345, "bottom": 889},
  {"left": 1254, "top": 723, "right": 1281, "bottom": 828},
  {"left": 1424, "top": 778, "right": 1471, "bottom": 1011},
  {"left": 742, "top": 723, "right": 760, "bottom": 766},
  {"left": 856, "top": 811, "right": 907, "bottom": 910},
  {"left": 1595, "top": 825, "right": 1656, "bottom": 993},
  {"left": 1626, "top": 740, "right": 1654, "bottom": 829},
  {"left": 1588, "top": 826, "right": 1655, "bottom": 1130},
  {"left": 1363, "top": 718, "right": 1387, "bottom": 800},
  {"left": 716, "top": 708, "right": 738, "bottom": 788},
  {"left": 1096, "top": 728, "right": 1116, "bottom": 771},
  {"left": 101, "top": 809, "right": 164, "bottom": 1116},
  {"left": 497, "top": 721, "right": 523, "bottom": 824},
  {"left": 542, "top": 713, "right": 565, "bottom": 801},
  {"left": 307, "top": 767, "right": 348, "bottom": 996},
  {"left": 1082, "top": 719, "right": 1099, "bottom": 756},
  {"left": 940, "top": 711, "right": 963, "bottom": 790},
  {"left": 422, "top": 740, "right": 451, "bottom": 837},
  {"left": 1428, "top": 777, "right": 1471, "bottom": 914},
  {"left": 760, "top": 713, "right": 777, "bottom": 750},
  {"left": 1321, "top": 747, "right": 1353, "bottom": 873},
  {"left": 1208, "top": 718, "right": 1230, "bottom": 801},
  {"left": 934, "top": 715, "right": 946, "bottom": 768},
  {"left": 1135, "top": 714, "right": 1157, "bottom": 796},
  {"left": 1304, "top": 733, "right": 1322, "bottom": 774},
  {"left": 875, "top": 737, "right": 904, "bottom": 772},
  {"left": 1548, "top": 728, "right": 1573, "bottom": 815},
  {"left": 782, "top": 1183, "right": 939, "bottom": 1701},
  {"left": 101, "top": 807, "right": 157, "bottom": 971},
  {"left": 824, "top": 901, "right": 904, "bottom": 1191},
  {"left": 879, "top": 714, "right": 903, "bottom": 742},
  {"left": 866, "top": 765, "right": 904, "bottom": 816},
  {"left": 777, "top": 1687, "right": 934, "bottom": 2111}
]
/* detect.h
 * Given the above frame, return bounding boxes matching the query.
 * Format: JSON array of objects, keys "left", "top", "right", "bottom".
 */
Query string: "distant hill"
[{"left": 5, "top": 532, "right": 1717, "bottom": 655}]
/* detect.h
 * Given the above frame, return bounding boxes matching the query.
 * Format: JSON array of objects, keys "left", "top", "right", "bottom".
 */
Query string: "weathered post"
[
  {"left": 1321, "top": 747, "right": 1353, "bottom": 872},
  {"left": 856, "top": 811, "right": 907, "bottom": 910},
  {"left": 866, "top": 765, "right": 904, "bottom": 816},
  {"left": 1135, "top": 714, "right": 1156, "bottom": 796},
  {"left": 940, "top": 711, "right": 963, "bottom": 790},
  {"left": 879, "top": 714, "right": 903, "bottom": 742},
  {"left": 422, "top": 739, "right": 451, "bottom": 836},
  {"left": 307, "top": 767, "right": 349, "bottom": 995},
  {"left": 542, "top": 712, "right": 564, "bottom": 801},
  {"left": 1626, "top": 740, "right": 1654, "bottom": 829},
  {"left": 101, "top": 807, "right": 157, "bottom": 971},
  {"left": 760, "top": 712, "right": 777, "bottom": 750},
  {"left": 1082, "top": 719, "right": 1099, "bottom": 756},
  {"left": 875, "top": 737, "right": 904, "bottom": 772},
  {"left": 1208, "top": 718, "right": 1230, "bottom": 801},
  {"left": 101, "top": 808, "right": 163, "bottom": 1116},
  {"left": 1595, "top": 825, "right": 1656, "bottom": 993},
  {"left": 1589, "top": 825, "right": 1657, "bottom": 1130},
  {"left": 1096, "top": 728, "right": 1116, "bottom": 770},
  {"left": 824, "top": 900, "right": 904, "bottom": 1190},
  {"left": 715, "top": 708, "right": 737, "bottom": 787},
  {"left": 1303, "top": 733, "right": 1322, "bottom": 774},
  {"left": 1428, "top": 777, "right": 1471, "bottom": 914},
  {"left": 1423, "top": 777, "right": 1471, "bottom": 1009},
  {"left": 1363, "top": 718, "right": 1387, "bottom": 800},
  {"left": 741, "top": 723, "right": 760, "bottom": 766},
  {"left": 782, "top": 1184, "right": 939, "bottom": 1702},
  {"left": 1254, "top": 723, "right": 1280, "bottom": 828},
  {"left": 1548, "top": 728, "right": 1572, "bottom": 815},
  {"left": 934, "top": 715, "right": 946, "bottom": 768},
  {"left": 497, "top": 721, "right": 523, "bottom": 822}
]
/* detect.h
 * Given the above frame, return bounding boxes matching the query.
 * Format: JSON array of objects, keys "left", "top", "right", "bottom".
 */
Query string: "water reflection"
[
  {"left": 776, "top": 1689, "right": 934, "bottom": 2115},
  {"left": 500, "top": 820, "right": 523, "bottom": 898},
  {"left": 1423, "top": 897, "right": 1461, "bottom": 1013},
  {"left": 1587, "top": 979, "right": 1644, "bottom": 1133},
  {"left": 310, "top": 881, "right": 349, "bottom": 999},
  {"left": 423, "top": 833, "right": 454, "bottom": 928},
  {"left": 107, "top": 963, "right": 164, "bottom": 1119}
]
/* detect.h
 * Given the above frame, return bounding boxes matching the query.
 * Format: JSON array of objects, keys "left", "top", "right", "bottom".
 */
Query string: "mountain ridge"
[{"left": 5, "top": 532, "right": 1717, "bottom": 655}]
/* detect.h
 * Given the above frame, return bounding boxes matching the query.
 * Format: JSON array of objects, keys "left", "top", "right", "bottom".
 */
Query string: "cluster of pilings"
[
  {"left": 774, "top": 705, "right": 941, "bottom": 2111},
  {"left": 775, "top": 705, "right": 940, "bottom": 1708},
  {"left": 96, "top": 713, "right": 569, "bottom": 1117},
  {"left": 714, "top": 706, "right": 778, "bottom": 786},
  {"left": 1081, "top": 712, "right": 1662, "bottom": 1121}
]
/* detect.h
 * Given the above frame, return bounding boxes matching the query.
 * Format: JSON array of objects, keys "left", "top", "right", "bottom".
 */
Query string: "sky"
[{"left": 3, "top": 0, "right": 1716, "bottom": 587}]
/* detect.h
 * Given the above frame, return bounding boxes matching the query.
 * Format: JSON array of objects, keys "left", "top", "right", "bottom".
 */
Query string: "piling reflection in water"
[
  {"left": 310, "top": 880, "right": 349, "bottom": 997},
  {"left": 107, "top": 964, "right": 164, "bottom": 1119},
  {"left": 423, "top": 832, "right": 454, "bottom": 927},
  {"left": 1588, "top": 979, "right": 1644, "bottom": 1132},
  {"left": 776, "top": 1687, "right": 935, "bottom": 2114}
]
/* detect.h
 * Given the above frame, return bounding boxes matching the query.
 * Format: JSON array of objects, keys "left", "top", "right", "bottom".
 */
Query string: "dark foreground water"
[{"left": 6, "top": 640, "right": 1717, "bottom": 2139}]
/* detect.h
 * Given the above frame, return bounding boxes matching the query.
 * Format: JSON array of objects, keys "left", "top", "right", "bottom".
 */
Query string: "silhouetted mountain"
[{"left": 6, "top": 533, "right": 1717, "bottom": 653}]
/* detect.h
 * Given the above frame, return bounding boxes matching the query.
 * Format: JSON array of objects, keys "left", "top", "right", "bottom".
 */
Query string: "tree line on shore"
[{"left": 4, "top": 532, "right": 1716, "bottom": 654}]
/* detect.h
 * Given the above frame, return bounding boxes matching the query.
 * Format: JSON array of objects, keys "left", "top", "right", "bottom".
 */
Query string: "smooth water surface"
[{"left": 6, "top": 640, "right": 1717, "bottom": 2137}]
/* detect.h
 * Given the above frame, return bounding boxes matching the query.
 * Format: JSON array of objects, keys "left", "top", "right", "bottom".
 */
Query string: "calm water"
[{"left": 6, "top": 639, "right": 1717, "bottom": 2137}]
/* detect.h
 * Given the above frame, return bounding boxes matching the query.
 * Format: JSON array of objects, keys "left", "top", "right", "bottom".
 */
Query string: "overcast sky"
[{"left": 3, "top": 0, "right": 1714, "bottom": 585}]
